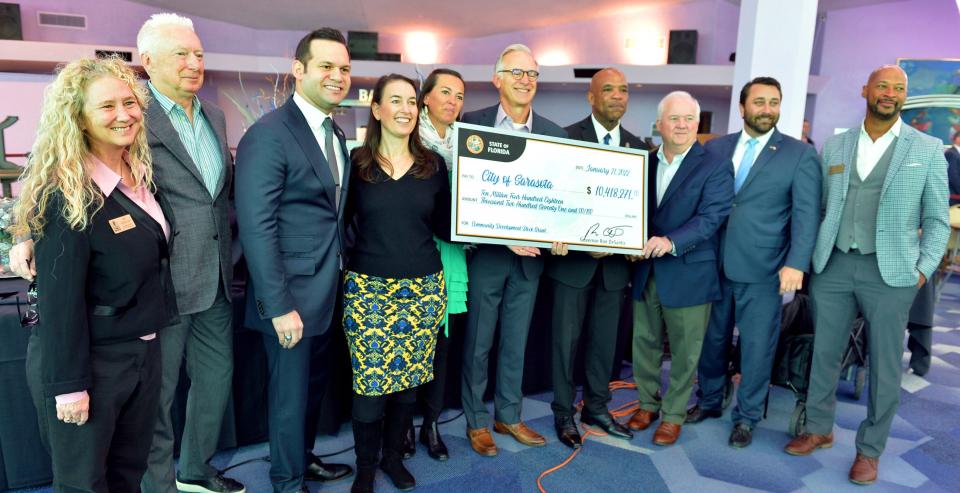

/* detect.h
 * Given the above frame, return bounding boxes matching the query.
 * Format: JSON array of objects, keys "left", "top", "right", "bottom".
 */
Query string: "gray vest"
[{"left": 835, "top": 138, "right": 898, "bottom": 254}]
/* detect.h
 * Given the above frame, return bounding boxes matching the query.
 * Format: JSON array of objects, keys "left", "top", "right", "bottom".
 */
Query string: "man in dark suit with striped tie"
[{"left": 547, "top": 68, "right": 647, "bottom": 449}]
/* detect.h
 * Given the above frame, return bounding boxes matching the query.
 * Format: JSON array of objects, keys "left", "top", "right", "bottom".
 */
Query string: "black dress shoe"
[
  {"left": 580, "top": 412, "right": 634, "bottom": 440},
  {"left": 176, "top": 473, "right": 246, "bottom": 493},
  {"left": 728, "top": 423, "right": 753, "bottom": 448},
  {"left": 305, "top": 454, "right": 354, "bottom": 483},
  {"left": 402, "top": 424, "right": 417, "bottom": 459},
  {"left": 554, "top": 415, "right": 582, "bottom": 449},
  {"left": 685, "top": 404, "right": 722, "bottom": 424},
  {"left": 381, "top": 457, "right": 416, "bottom": 491},
  {"left": 419, "top": 420, "right": 449, "bottom": 461}
]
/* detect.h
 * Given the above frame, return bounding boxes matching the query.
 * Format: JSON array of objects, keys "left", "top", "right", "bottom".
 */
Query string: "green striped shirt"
[{"left": 148, "top": 82, "right": 223, "bottom": 196}]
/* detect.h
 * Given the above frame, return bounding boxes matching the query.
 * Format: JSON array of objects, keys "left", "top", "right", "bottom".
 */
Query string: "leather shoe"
[
  {"left": 401, "top": 424, "right": 416, "bottom": 459},
  {"left": 652, "top": 422, "right": 682, "bottom": 446},
  {"left": 626, "top": 409, "right": 659, "bottom": 431},
  {"left": 554, "top": 415, "right": 582, "bottom": 449},
  {"left": 685, "top": 404, "right": 722, "bottom": 424},
  {"left": 784, "top": 432, "right": 834, "bottom": 456},
  {"left": 728, "top": 423, "right": 752, "bottom": 448},
  {"left": 419, "top": 420, "right": 449, "bottom": 461},
  {"left": 176, "top": 473, "right": 246, "bottom": 493},
  {"left": 304, "top": 454, "right": 353, "bottom": 483},
  {"left": 467, "top": 427, "right": 498, "bottom": 456},
  {"left": 494, "top": 421, "right": 546, "bottom": 447},
  {"left": 849, "top": 453, "right": 879, "bottom": 485},
  {"left": 580, "top": 412, "right": 633, "bottom": 440}
]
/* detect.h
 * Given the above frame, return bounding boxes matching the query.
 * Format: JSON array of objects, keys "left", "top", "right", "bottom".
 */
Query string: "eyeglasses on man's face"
[{"left": 498, "top": 68, "right": 540, "bottom": 81}]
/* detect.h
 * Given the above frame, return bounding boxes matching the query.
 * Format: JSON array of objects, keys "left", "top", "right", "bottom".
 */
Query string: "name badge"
[
  {"left": 828, "top": 164, "right": 845, "bottom": 175},
  {"left": 109, "top": 214, "right": 136, "bottom": 234}
]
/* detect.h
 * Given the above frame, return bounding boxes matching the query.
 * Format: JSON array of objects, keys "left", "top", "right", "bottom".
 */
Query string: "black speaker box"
[
  {"left": 667, "top": 30, "right": 697, "bottom": 65},
  {"left": 0, "top": 3, "right": 22, "bottom": 41},
  {"left": 348, "top": 31, "right": 378, "bottom": 61}
]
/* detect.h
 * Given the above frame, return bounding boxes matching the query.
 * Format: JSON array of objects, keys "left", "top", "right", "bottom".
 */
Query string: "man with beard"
[
  {"left": 546, "top": 68, "right": 646, "bottom": 449},
  {"left": 784, "top": 65, "right": 948, "bottom": 485},
  {"left": 686, "top": 77, "right": 821, "bottom": 449}
]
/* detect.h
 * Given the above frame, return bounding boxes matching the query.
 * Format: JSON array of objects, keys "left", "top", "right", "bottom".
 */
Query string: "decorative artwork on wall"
[{"left": 898, "top": 58, "right": 960, "bottom": 145}]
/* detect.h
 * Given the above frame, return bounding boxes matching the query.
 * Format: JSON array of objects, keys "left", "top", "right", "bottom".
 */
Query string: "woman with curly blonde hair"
[{"left": 17, "top": 57, "right": 179, "bottom": 492}]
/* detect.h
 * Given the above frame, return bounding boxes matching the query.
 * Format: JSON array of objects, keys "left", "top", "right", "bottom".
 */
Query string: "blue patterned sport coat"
[{"left": 811, "top": 122, "right": 949, "bottom": 287}]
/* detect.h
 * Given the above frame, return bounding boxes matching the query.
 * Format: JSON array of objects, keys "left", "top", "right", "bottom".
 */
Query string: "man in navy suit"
[
  {"left": 687, "top": 77, "right": 821, "bottom": 448},
  {"left": 235, "top": 28, "right": 353, "bottom": 493},
  {"left": 460, "top": 43, "right": 568, "bottom": 457},
  {"left": 626, "top": 91, "right": 734, "bottom": 446},
  {"left": 547, "top": 68, "right": 647, "bottom": 449}
]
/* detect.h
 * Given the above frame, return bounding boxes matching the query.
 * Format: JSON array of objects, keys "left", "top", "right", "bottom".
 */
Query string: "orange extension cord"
[{"left": 536, "top": 380, "right": 640, "bottom": 493}]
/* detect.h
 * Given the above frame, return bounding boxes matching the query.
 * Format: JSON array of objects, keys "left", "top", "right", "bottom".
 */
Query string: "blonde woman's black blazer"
[{"left": 34, "top": 190, "right": 180, "bottom": 398}]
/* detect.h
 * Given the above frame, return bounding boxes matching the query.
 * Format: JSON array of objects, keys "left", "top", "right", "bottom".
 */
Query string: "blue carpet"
[{"left": 14, "top": 278, "right": 960, "bottom": 492}]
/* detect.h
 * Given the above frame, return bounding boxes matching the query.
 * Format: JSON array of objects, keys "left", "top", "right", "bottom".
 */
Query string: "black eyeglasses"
[
  {"left": 19, "top": 281, "right": 38, "bottom": 328},
  {"left": 497, "top": 68, "right": 540, "bottom": 81}
]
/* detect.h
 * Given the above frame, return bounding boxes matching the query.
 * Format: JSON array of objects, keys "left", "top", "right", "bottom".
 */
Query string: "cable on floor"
[{"left": 536, "top": 380, "right": 639, "bottom": 493}]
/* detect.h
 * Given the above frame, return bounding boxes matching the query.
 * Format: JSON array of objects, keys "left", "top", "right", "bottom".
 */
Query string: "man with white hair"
[
  {"left": 135, "top": 14, "right": 242, "bottom": 493},
  {"left": 459, "top": 43, "right": 567, "bottom": 457},
  {"left": 626, "top": 91, "right": 733, "bottom": 446}
]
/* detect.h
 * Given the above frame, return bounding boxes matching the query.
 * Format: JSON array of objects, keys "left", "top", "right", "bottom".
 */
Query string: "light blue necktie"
[
  {"left": 734, "top": 138, "right": 758, "bottom": 193},
  {"left": 603, "top": 133, "right": 612, "bottom": 146}
]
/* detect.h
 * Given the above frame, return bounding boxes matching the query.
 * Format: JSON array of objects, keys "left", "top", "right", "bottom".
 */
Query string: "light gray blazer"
[
  {"left": 146, "top": 99, "right": 234, "bottom": 314},
  {"left": 812, "top": 122, "right": 949, "bottom": 287}
]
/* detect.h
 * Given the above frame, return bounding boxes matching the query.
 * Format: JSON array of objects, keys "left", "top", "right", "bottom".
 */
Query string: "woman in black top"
[
  {"left": 14, "top": 57, "right": 178, "bottom": 492},
  {"left": 344, "top": 73, "right": 451, "bottom": 493}
]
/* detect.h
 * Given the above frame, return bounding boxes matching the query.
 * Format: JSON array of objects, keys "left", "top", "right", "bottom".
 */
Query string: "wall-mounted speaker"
[
  {"left": 667, "top": 30, "right": 697, "bottom": 65},
  {"left": 0, "top": 3, "right": 22, "bottom": 40},
  {"left": 348, "top": 31, "right": 378, "bottom": 61}
]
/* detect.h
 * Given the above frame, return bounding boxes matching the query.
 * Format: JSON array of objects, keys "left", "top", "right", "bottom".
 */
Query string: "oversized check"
[{"left": 451, "top": 122, "right": 648, "bottom": 254}]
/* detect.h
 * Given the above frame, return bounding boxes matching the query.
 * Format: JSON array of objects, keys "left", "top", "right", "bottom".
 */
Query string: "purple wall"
[
  {"left": 14, "top": 0, "right": 738, "bottom": 64},
  {"left": 812, "top": 0, "right": 960, "bottom": 146}
]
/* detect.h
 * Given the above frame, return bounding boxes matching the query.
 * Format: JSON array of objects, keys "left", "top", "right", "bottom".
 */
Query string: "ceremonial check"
[{"left": 451, "top": 122, "right": 648, "bottom": 254}]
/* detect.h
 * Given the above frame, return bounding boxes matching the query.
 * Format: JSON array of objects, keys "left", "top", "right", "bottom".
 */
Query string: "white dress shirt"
[
  {"left": 856, "top": 118, "right": 902, "bottom": 181},
  {"left": 656, "top": 144, "right": 693, "bottom": 206},
  {"left": 293, "top": 92, "right": 345, "bottom": 179},
  {"left": 591, "top": 114, "right": 621, "bottom": 146},
  {"left": 495, "top": 104, "right": 533, "bottom": 133},
  {"left": 731, "top": 127, "right": 775, "bottom": 175}
]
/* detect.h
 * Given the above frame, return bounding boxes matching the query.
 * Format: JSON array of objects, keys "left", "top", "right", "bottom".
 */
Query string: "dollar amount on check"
[{"left": 451, "top": 122, "right": 648, "bottom": 254}]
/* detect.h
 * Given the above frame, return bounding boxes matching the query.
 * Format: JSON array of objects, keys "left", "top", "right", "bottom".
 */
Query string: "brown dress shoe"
[
  {"left": 467, "top": 427, "right": 498, "bottom": 457},
  {"left": 784, "top": 433, "right": 834, "bottom": 456},
  {"left": 626, "top": 409, "right": 659, "bottom": 431},
  {"left": 849, "top": 453, "right": 879, "bottom": 485},
  {"left": 652, "top": 422, "right": 681, "bottom": 445},
  {"left": 493, "top": 421, "right": 546, "bottom": 446}
]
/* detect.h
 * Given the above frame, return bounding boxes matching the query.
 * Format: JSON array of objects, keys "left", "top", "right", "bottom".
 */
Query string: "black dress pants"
[{"left": 27, "top": 335, "right": 161, "bottom": 493}]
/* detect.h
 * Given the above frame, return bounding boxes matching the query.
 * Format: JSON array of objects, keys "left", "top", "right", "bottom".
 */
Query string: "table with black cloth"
[
  {"left": 1, "top": 272, "right": 636, "bottom": 490},
  {"left": 0, "top": 278, "right": 52, "bottom": 491}
]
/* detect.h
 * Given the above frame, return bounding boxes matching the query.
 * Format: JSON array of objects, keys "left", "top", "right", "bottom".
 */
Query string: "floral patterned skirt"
[{"left": 343, "top": 270, "right": 446, "bottom": 396}]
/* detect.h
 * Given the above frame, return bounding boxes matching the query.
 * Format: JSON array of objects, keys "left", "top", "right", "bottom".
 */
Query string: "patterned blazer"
[
  {"left": 811, "top": 122, "right": 949, "bottom": 287},
  {"left": 146, "top": 99, "right": 234, "bottom": 314}
]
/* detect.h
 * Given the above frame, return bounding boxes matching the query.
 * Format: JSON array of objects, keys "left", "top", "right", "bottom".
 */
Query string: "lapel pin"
[{"left": 769, "top": 145, "right": 777, "bottom": 151}]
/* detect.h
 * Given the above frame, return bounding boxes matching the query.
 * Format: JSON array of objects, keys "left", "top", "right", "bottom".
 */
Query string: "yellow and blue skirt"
[{"left": 343, "top": 270, "right": 446, "bottom": 396}]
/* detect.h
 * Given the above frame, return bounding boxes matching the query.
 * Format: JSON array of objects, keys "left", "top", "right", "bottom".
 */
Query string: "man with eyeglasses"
[
  {"left": 459, "top": 43, "right": 567, "bottom": 457},
  {"left": 626, "top": 91, "right": 733, "bottom": 446}
]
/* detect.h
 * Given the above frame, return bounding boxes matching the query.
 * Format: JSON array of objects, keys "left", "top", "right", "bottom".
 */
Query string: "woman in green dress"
[{"left": 400, "top": 68, "right": 468, "bottom": 462}]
